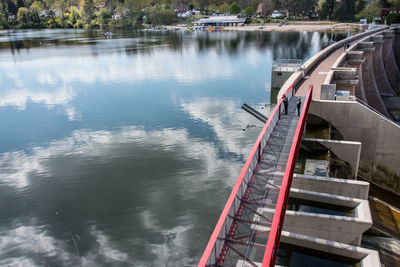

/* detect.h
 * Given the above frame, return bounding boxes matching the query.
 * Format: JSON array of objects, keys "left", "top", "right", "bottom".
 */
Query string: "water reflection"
[
  {"left": 180, "top": 97, "right": 268, "bottom": 156},
  {"left": 0, "top": 29, "right": 347, "bottom": 265},
  {"left": 0, "top": 126, "right": 245, "bottom": 265}
]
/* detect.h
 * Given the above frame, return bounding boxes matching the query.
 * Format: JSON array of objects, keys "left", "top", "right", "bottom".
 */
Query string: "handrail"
[
  {"left": 262, "top": 85, "right": 313, "bottom": 267},
  {"left": 198, "top": 84, "right": 294, "bottom": 266},
  {"left": 277, "top": 26, "right": 388, "bottom": 102}
]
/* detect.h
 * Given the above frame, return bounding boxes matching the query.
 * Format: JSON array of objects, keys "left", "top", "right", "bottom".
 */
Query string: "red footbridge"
[
  {"left": 199, "top": 25, "right": 400, "bottom": 267},
  {"left": 199, "top": 85, "right": 313, "bottom": 267}
]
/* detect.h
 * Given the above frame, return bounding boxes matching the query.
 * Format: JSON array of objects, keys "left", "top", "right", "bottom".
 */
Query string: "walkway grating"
[{"left": 199, "top": 87, "right": 312, "bottom": 266}]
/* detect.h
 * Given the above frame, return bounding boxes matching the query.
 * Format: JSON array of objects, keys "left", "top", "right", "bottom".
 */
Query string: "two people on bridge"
[{"left": 283, "top": 96, "right": 302, "bottom": 116}]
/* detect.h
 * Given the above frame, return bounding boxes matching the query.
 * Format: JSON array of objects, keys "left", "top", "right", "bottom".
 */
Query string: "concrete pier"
[
  {"left": 346, "top": 51, "right": 367, "bottom": 101},
  {"left": 382, "top": 31, "right": 400, "bottom": 95},
  {"left": 370, "top": 35, "right": 395, "bottom": 96},
  {"left": 392, "top": 26, "right": 400, "bottom": 70},
  {"left": 358, "top": 42, "right": 389, "bottom": 116}
]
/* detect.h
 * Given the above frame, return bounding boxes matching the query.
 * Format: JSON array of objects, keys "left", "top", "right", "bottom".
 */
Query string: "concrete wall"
[
  {"left": 382, "top": 30, "right": 400, "bottom": 95},
  {"left": 292, "top": 173, "right": 369, "bottom": 199},
  {"left": 238, "top": 231, "right": 381, "bottom": 266},
  {"left": 279, "top": 231, "right": 381, "bottom": 267},
  {"left": 392, "top": 25, "right": 400, "bottom": 70},
  {"left": 346, "top": 51, "right": 367, "bottom": 102},
  {"left": 302, "top": 138, "right": 362, "bottom": 177},
  {"left": 309, "top": 100, "right": 400, "bottom": 194},
  {"left": 257, "top": 194, "right": 372, "bottom": 245},
  {"left": 358, "top": 42, "right": 390, "bottom": 116},
  {"left": 271, "top": 69, "right": 294, "bottom": 89},
  {"left": 371, "top": 35, "right": 395, "bottom": 96},
  {"left": 321, "top": 84, "right": 335, "bottom": 100}
]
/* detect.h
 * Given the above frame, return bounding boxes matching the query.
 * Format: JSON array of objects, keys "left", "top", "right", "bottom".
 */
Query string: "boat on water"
[{"left": 102, "top": 31, "right": 115, "bottom": 37}]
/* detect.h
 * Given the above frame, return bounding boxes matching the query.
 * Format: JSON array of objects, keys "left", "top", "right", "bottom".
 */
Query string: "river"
[{"left": 0, "top": 29, "right": 346, "bottom": 266}]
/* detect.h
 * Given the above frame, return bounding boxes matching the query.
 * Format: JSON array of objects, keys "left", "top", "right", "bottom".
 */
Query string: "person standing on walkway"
[
  {"left": 297, "top": 98, "right": 301, "bottom": 116},
  {"left": 283, "top": 96, "right": 288, "bottom": 114}
]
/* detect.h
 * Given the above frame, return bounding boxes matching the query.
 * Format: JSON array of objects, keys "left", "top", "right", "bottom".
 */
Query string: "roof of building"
[
  {"left": 256, "top": 3, "right": 264, "bottom": 13},
  {"left": 272, "top": 9, "right": 289, "bottom": 14},
  {"left": 193, "top": 16, "right": 246, "bottom": 24}
]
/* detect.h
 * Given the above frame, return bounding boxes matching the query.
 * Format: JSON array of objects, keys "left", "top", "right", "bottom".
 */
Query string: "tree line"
[{"left": 0, "top": 0, "right": 399, "bottom": 29}]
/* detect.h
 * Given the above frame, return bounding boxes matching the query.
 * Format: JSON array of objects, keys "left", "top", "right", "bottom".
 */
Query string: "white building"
[{"left": 193, "top": 16, "right": 245, "bottom": 26}]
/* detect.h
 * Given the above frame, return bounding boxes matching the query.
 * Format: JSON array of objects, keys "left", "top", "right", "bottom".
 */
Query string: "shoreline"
[
  {"left": 225, "top": 23, "right": 359, "bottom": 32},
  {"left": 172, "top": 22, "right": 360, "bottom": 32}
]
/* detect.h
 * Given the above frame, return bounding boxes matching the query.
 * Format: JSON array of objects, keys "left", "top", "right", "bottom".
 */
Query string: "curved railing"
[
  {"left": 198, "top": 84, "right": 295, "bottom": 266},
  {"left": 262, "top": 85, "right": 313, "bottom": 266},
  {"left": 277, "top": 26, "right": 388, "bottom": 101}
]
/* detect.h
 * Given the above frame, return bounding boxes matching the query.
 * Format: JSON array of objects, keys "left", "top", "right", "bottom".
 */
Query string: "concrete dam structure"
[
  {"left": 199, "top": 25, "right": 400, "bottom": 266},
  {"left": 315, "top": 25, "right": 400, "bottom": 195}
]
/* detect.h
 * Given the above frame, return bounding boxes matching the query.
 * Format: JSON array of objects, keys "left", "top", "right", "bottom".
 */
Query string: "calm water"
[{"left": 0, "top": 29, "right": 346, "bottom": 266}]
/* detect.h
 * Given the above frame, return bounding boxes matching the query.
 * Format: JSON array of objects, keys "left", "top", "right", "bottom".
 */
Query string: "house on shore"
[
  {"left": 271, "top": 9, "right": 289, "bottom": 19},
  {"left": 256, "top": 4, "right": 289, "bottom": 19}
]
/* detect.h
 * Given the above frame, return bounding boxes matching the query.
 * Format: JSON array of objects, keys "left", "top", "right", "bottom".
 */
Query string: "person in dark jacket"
[
  {"left": 283, "top": 96, "right": 288, "bottom": 114},
  {"left": 297, "top": 98, "right": 301, "bottom": 116}
]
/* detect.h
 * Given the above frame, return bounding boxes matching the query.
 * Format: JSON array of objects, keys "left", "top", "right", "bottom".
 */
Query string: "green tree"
[
  {"left": 355, "top": 0, "right": 367, "bottom": 14},
  {"left": 219, "top": 3, "right": 229, "bottom": 14},
  {"left": 355, "top": 0, "right": 381, "bottom": 22},
  {"left": 245, "top": 6, "right": 254, "bottom": 16},
  {"left": 287, "top": 0, "right": 316, "bottom": 16},
  {"left": 69, "top": 6, "right": 81, "bottom": 25},
  {"left": 208, "top": 4, "right": 217, "bottom": 14},
  {"left": 379, "top": 0, "right": 391, "bottom": 7},
  {"left": 260, "top": 0, "right": 276, "bottom": 17},
  {"left": 80, "top": 0, "right": 95, "bottom": 23},
  {"left": 0, "top": 3, "right": 6, "bottom": 28},
  {"left": 229, "top": 1, "right": 240, "bottom": 15},
  {"left": 390, "top": 0, "right": 400, "bottom": 8},
  {"left": 17, "top": 7, "right": 30, "bottom": 27},
  {"left": 159, "top": 9, "right": 176, "bottom": 24},
  {"left": 30, "top": 1, "right": 43, "bottom": 24},
  {"left": 319, "top": 0, "right": 335, "bottom": 19},
  {"left": 332, "top": 0, "right": 355, "bottom": 21},
  {"left": 198, "top": 0, "right": 209, "bottom": 11},
  {"left": 4, "top": 0, "right": 18, "bottom": 16},
  {"left": 387, "top": 12, "right": 400, "bottom": 24},
  {"left": 97, "top": 7, "right": 111, "bottom": 28},
  {"left": 53, "top": 0, "right": 69, "bottom": 15},
  {"left": 124, "top": 0, "right": 151, "bottom": 27}
]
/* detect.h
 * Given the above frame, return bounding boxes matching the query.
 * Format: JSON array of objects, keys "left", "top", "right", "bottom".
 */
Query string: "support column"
[
  {"left": 346, "top": 51, "right": 367, "bottom": 102},
  {"left": 331, "top": 68, "right": 358, "bottom": 99},
  {"left": 357, "top": 42, "right": 390, "bottom": 116},
  {"left": 383, "top": 30, "right": 400, "bottom": 95},
  {"left": 392, "top": 25, "right": 400, "bottom": 70},
  {"left": 371, "top": 35, "right": 395, "bottom": 96}
]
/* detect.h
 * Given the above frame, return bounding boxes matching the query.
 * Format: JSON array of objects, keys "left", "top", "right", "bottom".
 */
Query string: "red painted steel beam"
[
  {"left": 261, "top": 85, "right": 313, "bottom": 267},
  {"left": 198, "top": 85, "right": 294, "bottom": 267}
]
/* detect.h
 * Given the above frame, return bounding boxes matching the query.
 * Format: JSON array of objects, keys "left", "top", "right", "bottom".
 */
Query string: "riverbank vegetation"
[{"left": 0, "top": 0, "right": 399, "bottom": 30}]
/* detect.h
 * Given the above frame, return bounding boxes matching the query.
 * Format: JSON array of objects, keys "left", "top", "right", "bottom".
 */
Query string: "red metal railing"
[
  {"left": 262, "top": 85, "right": 313, "bottom": 266},
  {"left": 198, "top": 84, "right": 295, "bottom": 267}
]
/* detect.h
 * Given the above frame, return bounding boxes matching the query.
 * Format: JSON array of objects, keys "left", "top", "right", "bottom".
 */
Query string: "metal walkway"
[{"left": 199, "top": 86, "right": 313, "bottom": 267}]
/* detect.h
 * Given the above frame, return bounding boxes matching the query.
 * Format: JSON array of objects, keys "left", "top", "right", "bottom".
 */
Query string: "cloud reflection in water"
[{"left": 0, "top": 123, "right": 249, "bottom": 265}]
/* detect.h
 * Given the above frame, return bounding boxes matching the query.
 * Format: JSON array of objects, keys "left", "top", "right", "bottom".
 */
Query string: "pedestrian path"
[{"left": 199, "top": 91, "right": 309, "bottom": 266}]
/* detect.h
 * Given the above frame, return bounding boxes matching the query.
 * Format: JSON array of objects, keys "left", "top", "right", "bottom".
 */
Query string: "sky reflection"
[{"left": 0, "top": 29, "right": 347, "bottom": 266}]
